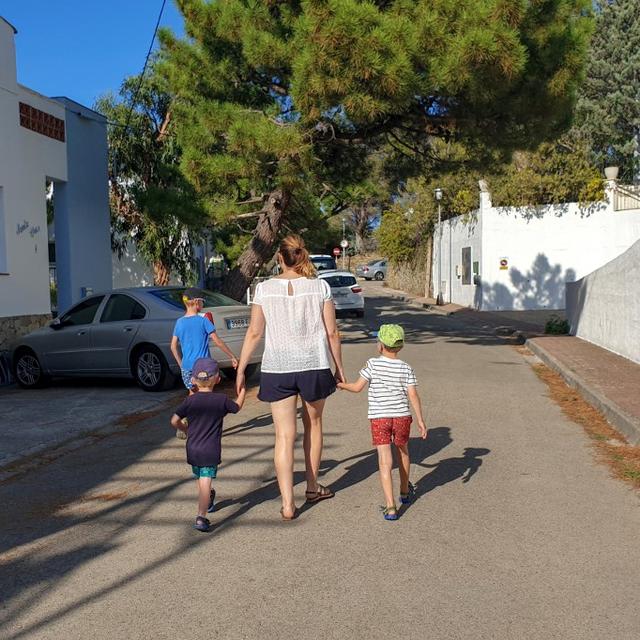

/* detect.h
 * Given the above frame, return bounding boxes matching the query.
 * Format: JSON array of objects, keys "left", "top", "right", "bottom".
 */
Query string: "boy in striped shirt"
[{"left": 338, "top": 324, "right": 427, "bottom": 520}]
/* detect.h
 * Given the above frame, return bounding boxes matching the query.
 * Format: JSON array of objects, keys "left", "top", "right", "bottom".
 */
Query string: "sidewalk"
[
  {"left": 384, "top": 283, "right": 640, "bottom": 445},
  {"left": 526, "top": 335, "right": 640, "bottom": 445}
]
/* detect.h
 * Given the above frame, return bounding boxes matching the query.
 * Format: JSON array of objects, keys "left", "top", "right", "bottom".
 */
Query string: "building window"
[
  {"left": 19, "top": 102, "right": 65, "bottom": 142},
  {"left": 461, "top": 247, "right": 471, "bottom": 285}
]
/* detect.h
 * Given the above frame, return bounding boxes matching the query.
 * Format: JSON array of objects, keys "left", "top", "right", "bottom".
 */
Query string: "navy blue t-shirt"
[
  {"left": 174, "top": 392, "right": 239, "bottom": 467},
  {"left": 173, "top": 315, "right": 216, "bottom": 372}
]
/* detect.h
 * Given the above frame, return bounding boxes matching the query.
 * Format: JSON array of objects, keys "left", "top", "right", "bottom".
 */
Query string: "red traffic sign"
[{"left": 332, "top": 247, "right": 341, "bottom": 256}]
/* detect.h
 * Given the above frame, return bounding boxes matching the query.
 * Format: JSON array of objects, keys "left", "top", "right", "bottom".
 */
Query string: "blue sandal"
[
  {"left": 382, "top": 506, "right": 398, "bottom": 521},
  {"left": 194, "top": 516, "right": 211, "bottom": 532},
  {"left": 207, "top": 488, "right": 216, "bottom": 513},
  {"left": 400, "top": 482, "right": 415, "bottom": 505}
]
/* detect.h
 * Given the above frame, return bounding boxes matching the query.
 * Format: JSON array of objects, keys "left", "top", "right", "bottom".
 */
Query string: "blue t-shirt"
[{"left": 173, "top": 315, "right": 216, "bottom": 371}]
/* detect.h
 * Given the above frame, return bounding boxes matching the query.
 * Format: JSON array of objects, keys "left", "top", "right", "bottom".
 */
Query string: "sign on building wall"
[{"left": 499, "top": 257, "right": 509, "bottom": 271}]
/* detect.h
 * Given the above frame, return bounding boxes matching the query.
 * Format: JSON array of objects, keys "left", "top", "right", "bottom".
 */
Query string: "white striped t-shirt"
[{"left": 359, "top": 356, "right": 417, "bottom": 419}]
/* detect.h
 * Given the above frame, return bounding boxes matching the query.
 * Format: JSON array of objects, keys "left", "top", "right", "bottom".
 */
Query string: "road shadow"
[
  {"left": 319, "top": 426, "right": 454, "bottom": 497},
  {"left": 400, "top": 447, "right": 491, "bottom": 516},
  {"left": 338, "top": 292, "right": 512, "bottom": 348}
]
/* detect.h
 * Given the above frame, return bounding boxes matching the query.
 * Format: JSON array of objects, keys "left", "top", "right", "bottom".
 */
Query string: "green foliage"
[
  {"left": 96, "top": 72, "right": 206, "bottom": 284},
  {"left": 158, "top": 0, "right": 593, "bottom": 280},
  {"left": 545, "top": 314, "right": 570, "bottom": 335},
  {"left": 376, "top": 204, "right": 416, "bottom": 263},
  {"left": 491, "top": 135, "right": 604, "bottom": 207},
  {"left": 575, "top": 0, "right": 640, "bottom": 181}
]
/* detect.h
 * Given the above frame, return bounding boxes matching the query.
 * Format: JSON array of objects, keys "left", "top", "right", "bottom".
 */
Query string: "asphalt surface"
[
  {"left": 1, "top": 281, "right": 639, "bottom": 639},
  {"left": 0, "top": 375, "right": 181, "bottom": 472}
]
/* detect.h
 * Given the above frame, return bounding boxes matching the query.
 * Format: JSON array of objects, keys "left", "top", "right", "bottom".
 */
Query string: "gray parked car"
[
  {"left": 356, "top": 259, "right": 387, "bottom": 281},
  {"left": 11, "top": 287, "right": 264, "bottom": 391}
]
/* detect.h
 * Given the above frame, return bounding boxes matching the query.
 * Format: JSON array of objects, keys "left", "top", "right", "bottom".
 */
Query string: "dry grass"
[{"left": 531, "top": 363, "right": 640, "bottom": 490}]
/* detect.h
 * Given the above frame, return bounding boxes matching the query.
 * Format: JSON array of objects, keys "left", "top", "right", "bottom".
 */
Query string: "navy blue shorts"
[{"left": 258, "top": 369, "right": 336, "bottom": 403}]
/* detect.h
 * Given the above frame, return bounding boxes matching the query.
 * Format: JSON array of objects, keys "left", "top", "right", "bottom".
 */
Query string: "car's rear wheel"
[
  {"left": 222, "top": 363, "right": 259, "bottom": 382},
  {"left": 14, "top": 349, "right": 50, "bottom": 389},
  {"left": 133, "top": 346, "right": 175, "bottom": 392},
  {"left": 374, "top": 271, "right": 385, "bottom": 281}
]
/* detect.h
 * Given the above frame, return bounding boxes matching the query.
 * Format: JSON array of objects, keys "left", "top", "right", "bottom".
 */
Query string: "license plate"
[
  {"left": 334, "top": 292, "right": 348, "bottom": 298},
  {"left": 226, "top": 317, "right": 250, "bottom": 329}
]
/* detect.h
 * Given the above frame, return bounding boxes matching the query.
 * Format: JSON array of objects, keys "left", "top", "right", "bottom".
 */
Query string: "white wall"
[
  {"left": 566, "top": 240, "right": 640, "bottom": 364},
  {"left": 480, "top": 203, "right": 640, "bottom": 311},
  {"left": 111, "top": 239, "right": 182, "bottom": 289},
  {"left": 432, "top": 211, "right": 482, "bottom": 307},
  {"left": 112, "top": 246, "right": 155, "bottom": 289},
  {"left": 434, "top": 187, "right": 640, "bottom": 312},
  {"left": 0, "top": 19, "right": 67, "bottom": 318}
]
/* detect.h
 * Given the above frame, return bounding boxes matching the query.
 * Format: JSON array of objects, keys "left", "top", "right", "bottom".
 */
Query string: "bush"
[{"left": 545, "top": 314, "right": 570, "bottom": 335}]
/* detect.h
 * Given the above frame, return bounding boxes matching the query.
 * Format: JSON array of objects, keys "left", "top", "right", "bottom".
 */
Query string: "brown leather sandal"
[{"left": 305, "top": 484, "right": 335, "bottom": 503}]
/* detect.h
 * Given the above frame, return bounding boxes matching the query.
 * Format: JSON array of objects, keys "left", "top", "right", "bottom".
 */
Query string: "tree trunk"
[
  {"left": 222, "top": 188, "right": 290, "bottom": 301},
  {"left": 153, "top": 260, "right": 171, "bottom": 286},
  {"left": 424, "top": 232, "right": 434, "bottom": 299}
]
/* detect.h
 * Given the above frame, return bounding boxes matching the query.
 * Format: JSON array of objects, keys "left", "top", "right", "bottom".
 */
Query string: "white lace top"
[{"left": 252, "top": 277, "right": 334, "bottom": 373}]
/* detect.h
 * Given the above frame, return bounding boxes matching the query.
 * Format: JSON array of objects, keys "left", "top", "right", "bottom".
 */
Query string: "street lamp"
[{"left": 434, "top": 188, "right": 443, "bottom": 305}]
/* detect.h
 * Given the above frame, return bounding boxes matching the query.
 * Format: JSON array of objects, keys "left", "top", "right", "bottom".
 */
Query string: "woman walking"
[{"left": 236, "top": 235, "right": 345, "bottom": 520}]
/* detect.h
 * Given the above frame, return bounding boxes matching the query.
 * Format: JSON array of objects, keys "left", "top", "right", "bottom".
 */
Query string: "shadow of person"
[
  {"left": 317, "top": 426, "right": 454, "bottom": 499},
  {"left": 408, "top": 427, "right": 453, "bottom": 463},
  {"left": 404, "top": 447, "right": 490, "bottom": 512}
]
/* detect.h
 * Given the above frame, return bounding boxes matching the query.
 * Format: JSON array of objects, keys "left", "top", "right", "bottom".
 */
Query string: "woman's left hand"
[
  {"left": 334, "top": 368, "right": 346, "bottom": 384},
  {"left": 236, "top": 370, "right": 246, "bottom": 396}
]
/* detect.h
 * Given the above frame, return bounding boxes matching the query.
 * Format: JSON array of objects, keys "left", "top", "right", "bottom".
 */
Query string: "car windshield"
[
  {"left": 368, "top": 259, "right": 381, "bottom": 265},
  {"left": 312, "top": 257, "right": 336, "bottom": 271},
  {"left": 150, "top": 288, "right": 240, "bottom": 310},
  {"left": 323, "top": 275, "right": 357, "bottom": 288}
]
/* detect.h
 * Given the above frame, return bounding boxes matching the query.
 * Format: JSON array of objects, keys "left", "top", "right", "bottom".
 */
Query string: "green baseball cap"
[{"left": 378, "top": 324, "right": 405, "bottom": 348}]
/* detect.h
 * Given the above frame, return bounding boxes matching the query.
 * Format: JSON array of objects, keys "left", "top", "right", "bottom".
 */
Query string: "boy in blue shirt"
[{"left": 170, "top": 287, "right": 238, "bottom": 393}]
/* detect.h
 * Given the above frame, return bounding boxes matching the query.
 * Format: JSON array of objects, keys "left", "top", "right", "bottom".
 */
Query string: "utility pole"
[
  {"left": 434, "top": 188, "right": 443, "bottom": 305},
  {"left": 341, "top": 217, "right": 346, "bottom": 270}
]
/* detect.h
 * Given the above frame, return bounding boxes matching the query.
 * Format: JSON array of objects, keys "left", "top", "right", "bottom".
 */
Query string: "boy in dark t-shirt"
[{"left": 171, "top": 357, "right": 246, "bottom": 532}]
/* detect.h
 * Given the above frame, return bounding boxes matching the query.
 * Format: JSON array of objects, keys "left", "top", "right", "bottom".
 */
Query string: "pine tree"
[
  {"left": 575, "top": 0, "right": 640, "bottom": 182},
  {"left": 160, "top": 0, "right": 592, "bottom": 299}
]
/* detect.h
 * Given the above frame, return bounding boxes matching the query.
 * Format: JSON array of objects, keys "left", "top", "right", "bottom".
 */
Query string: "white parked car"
[
  {"left": 310, "top": 254, "right": 338, "bottom": 272},
  {"left": 318, "top": 271, "right": 364, "bottom": 318}
]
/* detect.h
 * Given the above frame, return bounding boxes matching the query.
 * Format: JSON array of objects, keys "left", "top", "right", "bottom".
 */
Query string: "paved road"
[
  {"left": 0, "top": 375, "right": 181, "bottom": 472},
  {"left": 1, "top": 282, "right": 639, "bottom": 639}
]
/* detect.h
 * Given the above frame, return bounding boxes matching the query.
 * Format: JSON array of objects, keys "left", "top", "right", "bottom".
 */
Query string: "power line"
[
  {"left": 112, "top": 0, "right": 168, "bottom": 178},
  {"left": 123, "top": 0, "right": 168, "bottom": 133}
]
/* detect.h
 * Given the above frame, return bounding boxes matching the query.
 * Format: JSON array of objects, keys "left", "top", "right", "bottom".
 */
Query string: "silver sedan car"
[
  {"left": 355, "top": 259, "right": 387, "bottom": 281},
  {"left": 11, "top": 287, "right": 263, "bottom": 391}
]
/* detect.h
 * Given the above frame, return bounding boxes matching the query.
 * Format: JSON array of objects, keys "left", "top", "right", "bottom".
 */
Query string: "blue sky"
[{"left": 3, "top": 1, "right": 184, "bottom": 108}]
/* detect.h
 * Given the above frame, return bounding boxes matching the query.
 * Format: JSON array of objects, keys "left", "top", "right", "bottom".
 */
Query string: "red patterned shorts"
[{"left": 370, "top": 416, "right": 412, "bottom": 447}]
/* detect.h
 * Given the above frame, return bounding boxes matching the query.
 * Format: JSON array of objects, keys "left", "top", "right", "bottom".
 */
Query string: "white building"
[
  {"left": 0, "top": 16, "right": 112, "bottom": 351},
  {"left": 432, "top": 180, "right": 640, "bottom": 312}
]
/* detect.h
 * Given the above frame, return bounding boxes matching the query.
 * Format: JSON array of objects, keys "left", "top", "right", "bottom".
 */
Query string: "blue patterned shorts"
[
  {"left": 192, "top": 465, "right": 218, "bottom": 478},
  {"left": 181, "top": 368, "right": 194, "bottom": 390}
]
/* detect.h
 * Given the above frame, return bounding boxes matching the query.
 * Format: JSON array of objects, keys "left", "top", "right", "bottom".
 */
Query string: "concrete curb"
[
  {"left": 526, "top": 338, "right": 640, "bottom": 446},
  {"left": 383, "top": 290, "right": 455, "bottom": 316}
]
